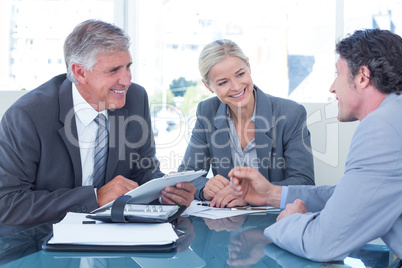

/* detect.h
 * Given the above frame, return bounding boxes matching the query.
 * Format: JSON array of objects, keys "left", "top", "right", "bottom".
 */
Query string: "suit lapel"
[
  {"left": 213, "top": 102, "right": 233, "bottom": 177},
  {"left": 105, "top": 108, "right": 128, "bottom": 182},
  {"left": 57, "top": 79, "right": 82, "bottom": 187},
  {"left": 254, "top": 87, "right": 274, "bottom": 180}
]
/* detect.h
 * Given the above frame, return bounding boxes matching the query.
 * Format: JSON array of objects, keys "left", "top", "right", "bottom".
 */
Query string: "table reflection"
[
  {"left": 190, "top": 213, "right": 278, "bottom": 267},
  {"left": 0, "top": 223, "right": 52, "bottom": 265}
]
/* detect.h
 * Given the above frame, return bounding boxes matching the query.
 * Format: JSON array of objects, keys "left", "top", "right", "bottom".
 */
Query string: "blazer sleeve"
[
  {"left": 0, "top": 106, "right": 98, "bottom": 226},
  {"left": 264, "top": 113, "right": 402, "bottom": 261},
  {"left": 178, "top": 101, "right": 211, "bottom": 199}
]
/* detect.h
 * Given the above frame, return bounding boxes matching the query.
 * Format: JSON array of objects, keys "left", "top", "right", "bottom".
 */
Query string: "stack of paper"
[{"left": 49, "top": 212, "right": 178, "bottom": 246}]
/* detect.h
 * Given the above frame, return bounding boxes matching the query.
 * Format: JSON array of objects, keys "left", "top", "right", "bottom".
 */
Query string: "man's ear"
[
  {"left": 71, "top": 63, "right": 87, "bottom": 85},
  {"left": 202, "top": 80, "right": 214, "bottom": 93},
  {"left": 358, "top": 66, "right": 371, "bottom": 88}
]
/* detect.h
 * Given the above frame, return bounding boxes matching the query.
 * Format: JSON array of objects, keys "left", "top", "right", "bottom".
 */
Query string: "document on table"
[
  {"left": 182, "top": 201, "right": 279, "bottom": 219},
  {"left": 49, "top": 212, "right": 178, "bottom": 246}
]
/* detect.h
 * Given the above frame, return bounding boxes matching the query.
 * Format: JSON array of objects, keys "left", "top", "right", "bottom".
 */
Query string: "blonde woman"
[{"left": 178, "top": 39, "right": 314, "bottom": 207}]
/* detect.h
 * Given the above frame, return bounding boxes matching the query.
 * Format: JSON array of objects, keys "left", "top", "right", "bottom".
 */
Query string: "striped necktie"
[{"left": 92, "top": 113, "right": 108, "bottom": 189}]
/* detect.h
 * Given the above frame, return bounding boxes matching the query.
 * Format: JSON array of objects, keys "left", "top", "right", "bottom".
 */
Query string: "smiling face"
[
  {"left": 74, "top": 50, "right": 132, "bottom": 111},
  {"left": 330, "top": 57, "right": 362, "bottom": 122},
  {"left": 205, "top": 56, "right": 254, "bottom": 112}
]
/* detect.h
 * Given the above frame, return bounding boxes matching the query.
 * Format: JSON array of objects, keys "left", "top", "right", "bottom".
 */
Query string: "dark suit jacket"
[
  {"left": 0, "top": 74, "right": 163, "bottom": 226},
  {"left": 178, "top": 85, "right": 314, "bottom": 199}
]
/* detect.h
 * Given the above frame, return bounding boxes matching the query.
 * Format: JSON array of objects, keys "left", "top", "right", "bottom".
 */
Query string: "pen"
[
  {"left": 230, "top": 206, "right": 279, "bottom": 211},
  {"left": 197, "top": 202, "right": 211, "bottom": 207},
  {"left": 82, "top": 220, "right": 96, "bottom": 224}
]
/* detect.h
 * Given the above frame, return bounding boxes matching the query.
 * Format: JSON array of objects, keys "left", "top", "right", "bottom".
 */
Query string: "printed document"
[{"left": 49, "top": 212, "right": 178, "bottom": 246}]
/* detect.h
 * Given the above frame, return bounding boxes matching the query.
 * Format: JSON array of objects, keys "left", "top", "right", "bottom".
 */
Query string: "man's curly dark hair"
[{"left": 336, "top": 29, "right": 402, "bottom": 95}]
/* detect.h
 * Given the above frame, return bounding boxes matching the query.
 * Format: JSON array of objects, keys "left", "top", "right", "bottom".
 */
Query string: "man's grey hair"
[{"left": 64, "top": 19, "right": 130, "bottom": 83}]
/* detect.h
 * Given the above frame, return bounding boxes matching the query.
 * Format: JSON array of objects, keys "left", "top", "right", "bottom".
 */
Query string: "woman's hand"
[{"left": 203, "top": 175, "right": 230, "bottom": 200}]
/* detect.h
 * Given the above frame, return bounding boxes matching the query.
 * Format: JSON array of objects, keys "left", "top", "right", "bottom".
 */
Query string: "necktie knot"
[{"left": 94, "top": 113, "right": 107, "bottom": 128}]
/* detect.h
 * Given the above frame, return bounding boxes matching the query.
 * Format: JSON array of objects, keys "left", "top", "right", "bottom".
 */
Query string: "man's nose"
[
  {"left": 329, "top": 81, "right": 336, "bottom": 93},
  {"left": 119, "top": 68, "right": 132, "bottom": 86}
]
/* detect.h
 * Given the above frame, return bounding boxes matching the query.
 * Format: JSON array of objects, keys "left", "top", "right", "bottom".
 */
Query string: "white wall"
[
  {"left": 303, "top": 102, "right": 359, "bottom": 186},
  {"left": 0, "top": 91, "right": 27, "bottom": 119}
]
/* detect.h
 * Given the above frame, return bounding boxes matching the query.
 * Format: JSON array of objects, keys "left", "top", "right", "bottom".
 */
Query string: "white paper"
[
  {"left": 92, "top": 170, "right": 206, "bottom": 213},
  {"left": 49, "top": 212, "right": 178, "bottom": 246},
  {"left": 183, "top": 200, "right": 279, "bottom": 219}
]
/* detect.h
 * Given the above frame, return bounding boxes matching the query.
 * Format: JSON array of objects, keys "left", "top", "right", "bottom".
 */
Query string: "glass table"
[{"left": 0, "top": 212, "right": 394, "bottom": 267}]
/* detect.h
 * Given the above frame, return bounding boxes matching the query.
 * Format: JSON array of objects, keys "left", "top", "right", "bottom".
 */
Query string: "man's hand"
[
  {"left": 276, "top": 199, "right": 308, "bottom": 221},
  {"left": 210, "top": 186, "right": 248, "bottom": 208},
  {"left": 203, "top": 175, "right": 229, "bottom": 201},
  {"left": 160, "top": 182, "right": 196, "bottom": 207},
  {"left": 96, "top": 175, "right": 138, "bottom": 207},
  {"left": 228, "top": 167, "right": 282, "bottom": 208}
]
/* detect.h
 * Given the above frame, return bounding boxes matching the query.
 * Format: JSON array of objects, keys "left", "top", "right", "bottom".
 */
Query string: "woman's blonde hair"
[{"left": 199, "top": 39, "right": 249, "bottom": 85}]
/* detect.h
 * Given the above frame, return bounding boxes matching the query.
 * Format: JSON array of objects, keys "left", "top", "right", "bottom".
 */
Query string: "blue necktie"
[{"left": 92, "top": 114, "right": 108, "bottom": 189}]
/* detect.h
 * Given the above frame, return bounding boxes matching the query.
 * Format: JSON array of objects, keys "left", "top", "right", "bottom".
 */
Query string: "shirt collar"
[
  {"left": 226, "top": 88, "right": 257, "bottom": 123},
  {"left": 72, "top": 83, "right": 108, "bottom": 126}
]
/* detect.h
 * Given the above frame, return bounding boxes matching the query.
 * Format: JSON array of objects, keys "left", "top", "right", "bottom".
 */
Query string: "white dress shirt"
[{"left": 72, "top": 84, "right": 108, "bottom": 186}]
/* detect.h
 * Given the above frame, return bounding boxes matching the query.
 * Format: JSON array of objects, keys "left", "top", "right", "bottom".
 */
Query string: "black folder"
[{"left": 42, "top": 233, "right": 177, "bottom": 253}]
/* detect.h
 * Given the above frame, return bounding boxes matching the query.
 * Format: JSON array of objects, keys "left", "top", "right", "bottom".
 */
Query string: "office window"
[
  {"left": 135, "top": 0, "right": 338, "bottom": 107},
  {"left": 2, "top": 1, "right": 402, "bottom": 95},
  {"left": 131, "top": 0, "right": 338, "bottom": 170},
  {"left": 344, "top": 1, "right": 402, "bottom": 35},
  {"left": 0, "top": 0, "right": 114, "bottom": 91}
]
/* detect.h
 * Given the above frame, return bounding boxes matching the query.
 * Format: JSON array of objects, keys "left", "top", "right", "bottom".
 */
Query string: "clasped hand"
[{"left": 203, "top": 175, "right": 247, "bottom": 208}]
